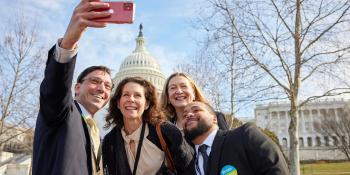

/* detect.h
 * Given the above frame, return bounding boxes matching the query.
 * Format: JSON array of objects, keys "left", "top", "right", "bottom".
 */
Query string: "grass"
[{"left": 301, "top": 161, "right": 350, "bottom": 175}]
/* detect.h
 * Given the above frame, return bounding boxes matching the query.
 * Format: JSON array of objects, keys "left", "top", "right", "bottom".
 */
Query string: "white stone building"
[
  {"left": 255, "top": 98, "right": 349, "bottom": 160},
  {"left": 113, "top": 24, "right": 166, "bottom": 94}
]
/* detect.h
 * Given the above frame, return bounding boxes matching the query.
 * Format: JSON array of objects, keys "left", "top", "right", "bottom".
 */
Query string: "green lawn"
[{"left": 301, "top": 162, "right": 350, "bottom": 175}]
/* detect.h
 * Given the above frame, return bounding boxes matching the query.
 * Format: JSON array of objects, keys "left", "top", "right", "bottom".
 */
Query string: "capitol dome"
[{"left": 113, "top": 24, "right": 166, "bottom": 94}]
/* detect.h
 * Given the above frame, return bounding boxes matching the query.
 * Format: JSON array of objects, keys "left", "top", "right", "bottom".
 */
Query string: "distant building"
[
  {"left": 113, "top": 24, "right": 166, "bottom": 94},
  {"left": 0, "top": 153, "right": 31, "bottom": 175},
  {"left": 0, "top": 124, "right": 33, "bottom": 175},
  {"left": 0, "top": 123, "right": 33, "bottom": 154},
  {"left": 255, "top": 98, "right": 349, "bottom": 160}
]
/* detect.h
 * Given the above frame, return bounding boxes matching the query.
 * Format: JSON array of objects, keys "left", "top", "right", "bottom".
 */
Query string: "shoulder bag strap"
[{"left": 156, "top": 122, "right": 175, "bottom": 172}]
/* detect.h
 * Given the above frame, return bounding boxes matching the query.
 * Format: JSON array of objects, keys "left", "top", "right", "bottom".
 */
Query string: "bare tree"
[
  {"left": 314, "top": 107, "right": 350, "bottom": 160},
  {"left": 0, "top": 14, "right": 45, "bottom": 151},
  {"left": 175, "top": 42, "right": 228, "bottom": 111},
  {"left": 194, "top": 0, "right": 350, "bottom": 174}
]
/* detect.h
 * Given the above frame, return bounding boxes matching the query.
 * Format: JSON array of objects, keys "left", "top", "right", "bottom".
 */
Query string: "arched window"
[
  {"left": 324, "top": 136, "right": 330, "bottom": 146},
  {"left": 307, "top": 137, "right": 312, "bottom": 147},
  {"left": 299, "top": 137, "right": 304, "bottom": 147},
  {"left": 316, "top": 137, "right": 321, "bottom": 146},
  {"left": 282, "top": 138, "right": 288, "bottom": 147}
]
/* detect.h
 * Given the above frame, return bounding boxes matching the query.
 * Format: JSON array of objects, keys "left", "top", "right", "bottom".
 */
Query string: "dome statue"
[{"left": 113, "top": 24, "right": 166, "bottom": 94}]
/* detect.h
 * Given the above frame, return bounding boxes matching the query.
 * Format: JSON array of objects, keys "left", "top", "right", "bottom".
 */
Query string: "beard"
[{"left": 184, "top": 120, "right": 211, "bottom": 141}]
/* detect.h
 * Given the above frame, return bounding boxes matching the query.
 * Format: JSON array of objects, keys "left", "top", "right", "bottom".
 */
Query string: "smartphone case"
[{"left": 94, "top": 1, "right": 135, "bottom": 24}]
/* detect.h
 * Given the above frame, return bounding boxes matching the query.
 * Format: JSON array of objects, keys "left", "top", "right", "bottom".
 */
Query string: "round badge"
[{"left": 220, "top": 165, "right": 238, "bottom": 175}]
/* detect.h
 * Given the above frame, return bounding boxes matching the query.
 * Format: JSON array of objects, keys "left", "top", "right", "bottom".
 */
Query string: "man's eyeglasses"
[{"left": 82, "top": 77, "right": 113, "bottom": 91}]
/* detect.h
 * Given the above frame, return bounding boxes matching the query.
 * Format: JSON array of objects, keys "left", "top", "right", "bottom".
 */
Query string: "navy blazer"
[
  {"left": 32, "top": 46, "right": 93, "bottom": 175},
  {"left": 183, "top": 123, "right": 289, "bottom": 175}
]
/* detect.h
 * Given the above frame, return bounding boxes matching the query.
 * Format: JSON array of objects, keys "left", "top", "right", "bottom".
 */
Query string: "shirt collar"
[
  {"left": 121, "top": 124, "right": 148, "bottom": 143},
  {"left": 77, "top": 102, "right": 93, "bottom": 119},
  {"left": 195, "top": 128, "right": 218, "bottom": 153}
]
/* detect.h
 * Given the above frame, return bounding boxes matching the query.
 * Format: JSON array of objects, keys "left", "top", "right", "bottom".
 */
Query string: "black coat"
[
  {"left": 102, "top": 122, "right": 193, "bottom": 175},
  {"left": 32, "top": 46, "right": 93, "bottom": 175},
  {"left": 183, "top": 123, "right": 289, "bottom": 175}
]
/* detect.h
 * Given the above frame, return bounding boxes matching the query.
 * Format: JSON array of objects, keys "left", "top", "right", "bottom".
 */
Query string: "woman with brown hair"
[
  {"left": 102, "top": 77, "right": 192, "bottom": 175},
  {"left": 160, "top": 72, "right": 228, "bottom": 132}
]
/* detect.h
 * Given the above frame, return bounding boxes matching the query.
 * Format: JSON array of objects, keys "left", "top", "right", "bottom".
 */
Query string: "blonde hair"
[{"left": 160, "top": 72, "right": 208, "bottom": 120}]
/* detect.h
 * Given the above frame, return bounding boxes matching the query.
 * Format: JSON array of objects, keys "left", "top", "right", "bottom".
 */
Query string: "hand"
[{"left": 61, "top": 0, "right": 112, "bottom": 50}]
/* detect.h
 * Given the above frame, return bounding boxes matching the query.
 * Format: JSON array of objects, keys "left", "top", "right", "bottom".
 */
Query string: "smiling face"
[
  {"left": 117, "top": 82, "right": 149, "bottom": 123},
  {"left": 167, "top": 75, "right": 195, "bottom": 110},
  {"left": 75, "top": 70, "right": 112, "bottom": 115},
  {"left": 183, "top": 102, "right": 217, "bottom": 140}
]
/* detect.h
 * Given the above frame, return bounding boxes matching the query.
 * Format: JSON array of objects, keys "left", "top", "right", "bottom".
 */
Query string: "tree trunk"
[
  {"left": 290, "top": 0, "right": 302, "bottom": 174},
  {"left": 289, "top": 99, "right": 300, "bottom": 175}
]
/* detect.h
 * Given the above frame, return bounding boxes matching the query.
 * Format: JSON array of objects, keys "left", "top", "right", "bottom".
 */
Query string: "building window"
[
  {"left": 316, "top": 137, "right": 321, "bottom": 146},
  {"left": 320, "top": 109, "right": 327, "bottom": 117},
  {"left": 272, "top": 112, "right": 277, "bottom": 119},
  {"left": 324, "top": 136, "right": 330, "bottom": 146},
  {"left": 299, "top": 137, "right": 304, "bottom": 147},
  {"left": 329, "top": 108, "right": 335, "bottom": 117},
  {"left": 332, "top": 136, "right": 338, "bottom": 146},
  {"left": 307, "top": 137, "right": 312, "bottom": 147},
  {"left": 282, "top": 138, "right": 288, "bottom": 147}
]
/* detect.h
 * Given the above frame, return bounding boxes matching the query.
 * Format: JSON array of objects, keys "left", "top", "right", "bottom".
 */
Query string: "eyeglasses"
[{"left": 82, "top": 77, "right": 113, "bottom": 91}]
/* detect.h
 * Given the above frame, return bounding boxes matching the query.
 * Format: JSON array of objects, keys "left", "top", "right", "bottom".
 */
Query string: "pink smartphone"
[{"left": 94, "top": 1, "right": 135, "bottom": 24}]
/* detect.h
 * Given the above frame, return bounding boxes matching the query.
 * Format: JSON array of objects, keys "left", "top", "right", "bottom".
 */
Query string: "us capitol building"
[
  {"left": 113, "top": 24, "right": 166, "bottom": 94},
  {"left": 255, "top": 98, "right": 349, "bottom": 161}
]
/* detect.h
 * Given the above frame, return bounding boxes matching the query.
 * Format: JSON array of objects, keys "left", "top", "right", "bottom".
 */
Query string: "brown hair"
[
  {"left": 160, "top": 72, "right": 208, "bottom": 120},
  {"left": 77, "top": 66, "right": 112, "bottom": 84},
  {"left": 105, "top": 77, "right": 165, "bottom": 129}
]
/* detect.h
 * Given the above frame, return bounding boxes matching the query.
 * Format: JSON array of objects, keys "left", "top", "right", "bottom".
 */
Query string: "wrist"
[{"left": 60, "top": 38, "right": 77, "bottom": 50}]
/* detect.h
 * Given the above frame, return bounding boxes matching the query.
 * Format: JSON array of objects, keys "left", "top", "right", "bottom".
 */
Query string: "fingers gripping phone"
[{"left": 94, "top": 1, "right": 135, "bottom": 24}]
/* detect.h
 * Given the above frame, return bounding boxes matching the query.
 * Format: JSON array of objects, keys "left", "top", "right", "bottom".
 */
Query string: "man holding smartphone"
[{"left": 32, "top": 1, "right": 114, "bottom": 175}]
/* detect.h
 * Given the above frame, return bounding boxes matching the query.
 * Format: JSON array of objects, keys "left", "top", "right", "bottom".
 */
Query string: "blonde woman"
[{"left": 161, "top": 72, "right": 228, "bottom": 132}]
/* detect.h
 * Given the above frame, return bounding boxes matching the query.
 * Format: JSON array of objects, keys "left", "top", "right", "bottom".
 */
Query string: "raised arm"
[{"left": 39, "top": 0, "right": 112, "bottom": 125}]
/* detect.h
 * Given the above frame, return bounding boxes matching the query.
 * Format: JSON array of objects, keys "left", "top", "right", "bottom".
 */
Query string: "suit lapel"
[
  {"left": 184, "top": 158, "right": 196, "bottom": 175},
  {"left": 207, "top": 130, "right": 226, "bottom": 175}
]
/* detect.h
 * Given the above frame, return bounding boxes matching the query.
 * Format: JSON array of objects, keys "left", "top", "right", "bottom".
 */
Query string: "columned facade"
[{"left": 255, "top": 99, "right": 349, "bottom": 160}]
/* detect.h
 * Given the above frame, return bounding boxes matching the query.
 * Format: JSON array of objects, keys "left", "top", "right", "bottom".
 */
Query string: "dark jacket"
[
  {"left": 214, "top": 111, "right": 229, "bottom": 130},
  {"left": 183, "top": 123, "right": 289, "bottom": 175},
  {"left": 32, "top": 46, "right": 93, "bottom": 175},
  {"left": 102, "top": 122, "right": 193, "bottom": 175}
]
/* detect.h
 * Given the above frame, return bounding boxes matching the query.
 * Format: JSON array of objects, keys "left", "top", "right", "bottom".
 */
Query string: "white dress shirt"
[
  {"left": 54, "top": 39, "right": 78, "bottom": 63},
  {"left": 195, "top": 129, "right": 218, "bottom": 175}
]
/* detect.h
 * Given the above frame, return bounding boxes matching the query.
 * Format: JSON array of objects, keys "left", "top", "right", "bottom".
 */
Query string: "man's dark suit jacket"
[
  {"left": 183, "top": 123, "right": 289, "bottom": 175},
  {"left": 32, "top": 46, "right": 93, "bottom": 175}
]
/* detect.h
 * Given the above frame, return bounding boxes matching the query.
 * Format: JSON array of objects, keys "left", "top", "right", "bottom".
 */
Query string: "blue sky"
[
  {"left": 0, "top": 0, "right": 209, "bottom": 131},
  {"left": 0, "top": 0, "right": 204, "bottom": 78}
]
